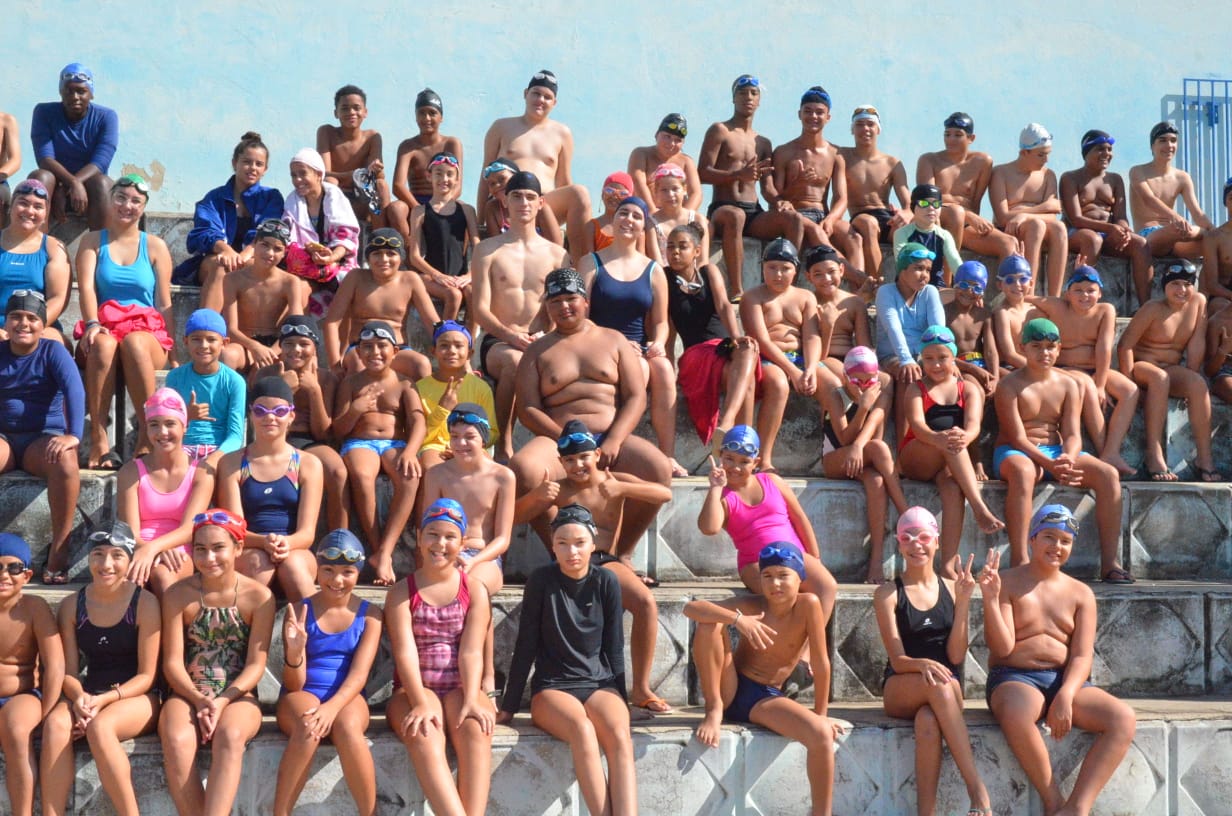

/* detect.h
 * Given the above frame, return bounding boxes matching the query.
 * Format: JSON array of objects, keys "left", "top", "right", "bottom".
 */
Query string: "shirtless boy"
[
  {"left": 1026, "top": 267, "right": 1138, "bottom": 477},
  {"left": 333, "top": 321, "right": 426, "bottom": 585},
  {"left": 981, "top": 505, "right": 1137, "bottom": 816},
  {"left": 389, "top": 88, "right": 463, "bottom": 235},
  {"left": 805, "top": 244, "right": 873, "bottom": 382},
  {"left": 1129, "top": 121, "right": 1214, "bottom": 260},
  {"left": 420, "top": 404, "right": 513, "bottom": 692},
  {"left": 478, "top": 71, "right": 590, "bottom": 261},
  {"left": 840, "top": 105, "right": 911, "bottom": 284},
  {"left": 628, "top": 113, "right": 702, "bottom": 210},
  {"left": 739, "top": 239, "right": 832, "bottom": 472},
  {"left": 516, "top": 421, "right": 673, "bottom": 714},
  {"left": 992, "top": 256, "right": 1036, "bottom": 371},
  {"left": 698, "top": 75, "right": 802, "bottom": 298},
  {"left": 0, "top": 109, "right": 19, "bottom": 224},
  {"left": 0, "top": 533, "right": 63, "bottom": 816},
  {"left": 1117, "top": 261, "right": 1220, "bottom": 482},
  {"left": 945, "top": 260, "right": 999, "bottom": 395},
  {"left": 993, "top": 318, "right": 1127, "bottom": 581},
  {"left": 686, "top": 544, "right": 843, "bottom": 816},
  {"left": 316, "top": 84, "right": 388, "bottom": 224},
  {"left": 321, "top": 227, "right": 439, "bottom": 381},
  {"left": 1204, "top": 299, "right": 1232, "bottom": 403},
  {"left": 470, "top": 171, "right": 570, "bottom": 460},
  {"left": 1059, "top": 130, "right": 1153, "bottom": 304},
  {"left": 509, "top": 268, "right": 672, "bottom": 555},
  {"left": 989, "top": 124, "right": 1068, "bottom": 297},
  {"left": 219, "top": 219, "right": 308, "bottom": 373},
  {"left": 1200, "top": 177, "right": 1232, "bottom": 310},
  {"left": 917, "top": 112, "right": 1017, "bottom": 263}
]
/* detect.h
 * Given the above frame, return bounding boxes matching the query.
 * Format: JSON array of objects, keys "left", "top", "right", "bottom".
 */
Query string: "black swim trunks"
[
  {"left": 856, "top": 207, "right": 896, "bottom": 244},
  {"left": 479, "top": 332, "right": 503, "bottom": 377},
  {"left": 798, "top": 207, "right": 828, "bottom": 224},
  {"left": 707, "top": 200, "right": 765, "bottom": 237}
]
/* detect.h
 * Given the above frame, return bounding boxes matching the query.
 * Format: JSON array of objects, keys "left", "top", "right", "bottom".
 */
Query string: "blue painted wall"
[{"left": 4, "top": 0, "right": 1227, "bottom": 217}]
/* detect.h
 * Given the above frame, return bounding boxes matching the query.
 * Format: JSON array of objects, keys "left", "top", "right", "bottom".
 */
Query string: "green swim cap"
[
  {"left": 896, "top": 242, "right": 936, "bottom": 272},
  {"left": 1021, "top": 318, "right": 1060, "bottom": 344}
]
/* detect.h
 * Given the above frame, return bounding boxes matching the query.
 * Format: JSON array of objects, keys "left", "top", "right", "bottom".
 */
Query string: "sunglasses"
[
  {"left": 193, "top": 511, "right": 240, "bottom": 526},
  {"left": 557, "top": 432, "right": 597, "bottom": 450},
  {"left": 367, "top": 233, "right": 404, "bottom": 250},
  {"left": 430, "top": 155, "right": 460, "bottom": 168},
  {"left": 279, "top": 323, "right": 317, "bottom": 339},
  {"left": 897, "top": 530, "right": 937, "bottom": 544},
  {"left": 915, "top": 199, "right": 943, "bottom": 210},
  {"left": 13, "top": 183, "right": 48, "bottom": 200},
  {"left": 448, "top": 410, "right": 490, "bottom": 428},
  {"left": 251, "top": 403, "right": 293, "bottom": 418},
  {"left": 0, "top": 561, "right": 29, "bottom": 575},
  {"left": 720, "top": 439, "right": 759, "bottom": 457},
  {"left": 358, "top": 327, "right": 396, "bottom": 342},
  {"left": 425, "top": 506, "right": 465, "bottom": 523},
  {"left": 317, "top": 545, "right": 364, "bottom": 563},
  {"left": 1035, "top": 511, "right": 1079, "bottom": 533},
  {"left": 955, "top": 280, "right": 985, "bottom": 295}
]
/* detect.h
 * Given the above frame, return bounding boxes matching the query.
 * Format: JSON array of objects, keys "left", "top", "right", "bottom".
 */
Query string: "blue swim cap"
[
  {"left": 184, "top": 308, "right": 227, "bottom": 338},
  {"left": 433, "top": 319, "right": 472, "bottom": 347},
  {"left": 422, "top": 498, "right": 467, "bottom": 534},
  {"left": 59, "top": 63, "right": 94, "bottom": 92},
  {"left": 758, "top": 543, "right": 805, "bottom": 578},
  {"left": 720, "top": 425, "right": 761, "bottom": 457},
  {"left": 315, "top": 528, "right": 366, "bottom": 564},
  {"left": 955, "top": 261, "right": 989, "bottom": 290},
  {"left": 997, "top": 255, "right": 1032, "bottom": 280},
  {"left": 617, "top": 196, "right": 650, "bottom": 221},
  {"left": 1029, "top": 504, "right": 1079, "bottom": 539},
  {"left": 0, "top": 533, "right": 31, "bottom": 566},
  {"left": 762, "top": 238, "right": 800, "bottom": 267},
  {"left": 1066, "top": 266, "right": 1103, "bottom": 289}
]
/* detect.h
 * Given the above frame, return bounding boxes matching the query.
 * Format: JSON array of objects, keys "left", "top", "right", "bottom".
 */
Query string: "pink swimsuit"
[
  {"left": 722, "top": 472, "right": 805, "bottom": 569},
  {"left": 136, "top": 457, "right": 197, "bottom": 551},
  {"left": 408, "top": 572, "right": 470, "bottom": 695}
]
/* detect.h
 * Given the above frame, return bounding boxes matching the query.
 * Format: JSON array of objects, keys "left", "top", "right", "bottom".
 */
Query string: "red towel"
[
  {"left": 677, "top": 339, "right": 761, "bottom": 445},
  {"left": 74, "top": 300, "right": 173, "bottom": 351}
]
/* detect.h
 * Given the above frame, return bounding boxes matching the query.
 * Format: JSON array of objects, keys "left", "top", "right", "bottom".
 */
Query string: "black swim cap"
[
  {"left": 415, "top": 87, "right": 442, "bottom": 113},
  {"left": 762, "top": 238, "right": 800, "bottom": 267},
  {"left": 658, "top": 113, "right": 687, "bottom": 138},
  {"left": 249, "top": 375, "right": 295, "bottom": 405},
  {"left": 505, "top": 171, "right": 542, "bottom": 196},
  {"left": 803, "top": 244, "right": 841, "bottom": 270},
  {"left": 528, "top": 70, "right": 558, "bottom": 95},
  {"left": 1080, "top": 130, "right": 1114, "bottom": 158},
  {"left": 944, "top": 112, "right": 974, "bottom": 134},
  {"left": 279, "top": 314, "right": 320, "bottom": 345},
  {"left": 557, "top": 419, "right": 599, "bottom": 455},
  {"left": 800, "top": 86, "right": 831, "bottom": 109},
  {"left": 545, "top": 268, "right": 587, "bottom": 300},
  {"left": 1162, "top": 260, "right": 1198, "bottom": 286},
  {"left": 5, "top": 289, "right": 47, "bottom": 322},
  {"left": 1150, "top": 121, "right": 1178, "bottom": 145},
  {"left": 551, "top": 503, "right": 597, "bottom": 534},
  {"left": 911, "top": 184, "right": 942, "bottom": 204}
]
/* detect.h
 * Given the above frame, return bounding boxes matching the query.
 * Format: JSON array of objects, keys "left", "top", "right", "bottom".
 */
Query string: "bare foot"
[
  {"left": 668, "top": 457, "right": 688, "bottom": 478},
  {"left": 975, "top": 505, "right": 1006, "bottom": 535},
  {"left": 1104, "top": 452, "right": 1137, "bottom": 478},
  {"left": 973, "top": 462, "right": 989, "bottom": 481},
  {"left": 695, "top": 708, "right": 723, "bottom": 749},
  {"left": 865, "top": 566, "right": 885, "bottom": 584}
]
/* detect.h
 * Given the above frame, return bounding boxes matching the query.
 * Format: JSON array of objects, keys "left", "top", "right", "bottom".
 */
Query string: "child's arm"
[
  {"left": 643, "top": 265, "right": 670, "bottom": 351},
  {"left": 305, "top": 367, "right": 335, "bottom": 441},
  {"left": 889, "top": 160, "right": 912, "bottom": 229},
  {"left": 940, "top": 230, "right": 961, "bottom": 287},
  {"left": 391, "top": 141, "right": 418, "bottom": 209},
  {"left": 512, "top": 469, "right": 561, "bottom": 525},
  {"left": 308, "top": 604, "right": 384, "bottom": 739},
  {"left": 605, "top": 471, "right": 673, "bottom": 505},
  {"left": 850, "top": 298, "right": 873, "bottom": 348},
  {"left": 1116, "top": 309, "right": 1151, "bottom": 375},
  {"left": 773, "top": 474, "right": 820, "bottom": 559},
  {"left": 800, "top": 297, "right": 825, "bottom": 373},
  {"left": 397, "top": 383, "right": 428, "bottom": 479},
  {"left": 287, "top": 452, "right": 323, "bottom": 551},
  {"left": 330, "top": 376, "right": 365, "bottom": 438},
  {"left": 281, "top": 601, "right": 309, "bottom": 692},
  {"left": 802, "top": 594, "right": 831, "bottom": 718},
  {"left": 683, "top": 155, "right": 704, "bottom": 212},
  {"left": 992, "top": 309, "right": 1027, "bottom": 369},
  {"left": 980, "top": 315, "right": 1001, "bottom": 374},
  {"left": 456, "top": 582, "right": 495, "bottom": 731},
  {"left": 1048, "top": 586, "right": 1097, "bottom": 739},
  {"left": 148, "top": 235, "right": 177, "bottom": 351},
  {"left": 1202, "top": 231, "right": 1232, "bottom": 302},
  {"left": 498, "top": 571, "right": 544, "bottom": 718},
  {"left": 979, "top": 551, "right": 1014, "bottom": 658},
  {"left": 218, "top": 373, "right": 247, "bottom": 453},
  {"left": 697, "top": 457, "right": 729, "bottom": 536},
  {"left": 55, "top": 595, "right": 84, "bottom": 707},
  {"left": 822, "top": 151, "right": 848, "bottom": 236},
  {"left": 33, "top": 597, "right": 64, "bottom": 718},
  {"left": 513, "top": 351, "right": 562, "bottom": 438},
  {"left": 1093, "top": 304, "right": 1116, "bottom": 393},
  {"left": 682, "top": 596, "right": 776, "bottom": 647},
  {"left": 1180, "top": 172, "right": 1214, "bottom": 230},
  {"left": 706, "top": 265, "right": 741, "bottom": 337},
  {"left": 987, "top": 167, "right": 1010, "bottom": 225},
  {"left": 320, "top": 275, "right": 356, "bottom": 371},
  {"left": 1205, "top": 319, "right": 1232, "bottom": 378}
]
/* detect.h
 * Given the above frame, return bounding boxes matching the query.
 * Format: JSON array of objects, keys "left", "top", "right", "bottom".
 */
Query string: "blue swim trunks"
[
  {"left": 724, "top": 671, "right": 783, "bottom": 723},
  {"left": 985, "top": 665, "right": 1092, "bottom": 716},
  {"left": 0, "top": 688, "right": 42, "bottom": 707},
  {"left": 993, "top": 443, "right": 1079, "bottom": 480},
  {"left": 1139, "top": 225, "right": 1163, "bottom": 238},
  {"left": 461, "top": 546, "right": 504, "bottom": 571},
  {"left": 340, "top": 438, "right": 408, "bottom": 456}
]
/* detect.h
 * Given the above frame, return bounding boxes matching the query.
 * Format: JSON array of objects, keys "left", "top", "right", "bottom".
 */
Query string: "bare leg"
[
  {"left": 646, "top": 356, "right": 682, "bottom": 474},
  {"left": 543, "top": 185, "right": 593, "bottom": 265},
  {"left": 84, "top": 695, "right": 161, "bottom": 816},
  {"left": 1169, "top": 365, "right": 1218, "bottom": 475},
  {"left": 755, "top": 365, "right": 789, "bottom": 471},
  {"left": 584, "top": 689, "right": 638, "bottom": 816},
  {"left": 530, "top": 690, "right": 614, "bottom": 816},
  {"left": 307, "top": 442, "right": 350, "bottom": 529},
  {"left": 392, "top": 348, "right": 432, "bottom": 381},
  {"left": 468, "top": 560, "right": 505, "bottom": 691},
  {"left": 998, "top": 456, "right": 1038, "bottom": 565},
  {"left": 274, "top": 549, "right": 319, "bottom": 602},
  {"left": 39, "top": 702, "right": 77, "bottom": 816},
  {"left": 1016, "top": 219, "right": 1048, "bottom": 295},
  {"left": 202, "top": 697, "right": 262, "bottom": 816},
  {"left": 118, "top": 331, "right": 169, "bottom": 453},
  {"left": 989, "top": 683, "right": 1064, "bottom": 813},
  {"left": 940, "top": 204, "right": 966, "bottom": 250},
  {"left": 602, "top": 560, "right": 663, "bottom": 709},
  {"left": 84, "top": 174, "right": 114, "bottom": 231},
  {"left": 0, "top": 692, "right": 42, "bottom": 816},
  {"left": 1076, "top": 454, "right": 1125, "bottom": 578},
  {"left": 935, "top": 473, "right": 965, "bottom": 574},
  {"left": 717, "top": 345, "right": 758, "bottom": 434},
  {"left": 851, "top": 213, "right": 882, "bottom": 283},
  {"left": 691, "top": 621, "right": 739, "bottom": 748},
  {"left": 750, "top": 698, "right": 836, "bottom": 816},
  {"left": 913, "top": 707, "right": 943, "bottom": 816},
  {"left": 711, "top": 205, "right": 748, "bottom": 297},
  {"left": 82, "top": 332, "right": 119, "bottom": 464},
  {"left": 441, "top": 690, "right": 493, "bottom": 816},
  {"left": 22, "top": 437, "right": 80, "bottom": 573},
  {"left": 1056, "top": 688, "right": 1136, "bottom": 816},
  {"left": 158, "top": 696, "right": 208, "bottom": 816},
  {"left": 387, "top": 692, "right": 467, "bottom": 816},
  {"left": 329, "top": 696, "right": 377, "bottom": 816},
  {"left": 1099, "top": 370, "right": 1139, "bottom": 477},
  {"left": 377, "top": 447, "right": 419, "bottom": 576},
  {"left": 198, "top": 254, "right": 229, "bottom": 312},
  {"left": 274, "top": 692, "right": 326, "bottom": 816},
  {"left": 609, "top": 436, "right": 672, "bottom": 557},
  {"left": 485, "top": 344, "right": 523, "bottom": 462},
  {"left": 1130, "top": 361, "right": 1171, "bottom": 476}
]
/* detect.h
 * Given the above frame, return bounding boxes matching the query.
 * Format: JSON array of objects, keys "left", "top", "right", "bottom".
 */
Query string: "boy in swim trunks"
[
  {"left": 945, "top": 260, "right": 999, "bottom": 398},
  {"left": 991, "top": 255, "right": 1036, "bottom": 371},
  {"left": 1201, "top": 177, "right": 1232, "bottom": 311},
  {"left": 316, "top": 85, "right": 389, "bottom": 225},
  {"left": 805, "top": 244, "right": 875, "bottom": 382},
  {"left": 1117, "top": 261, "right": 1221, "bottom": 482},
  {"left": 1025, "top": 266, "right": 1138, "bottom": 477},
  {"left": 1060, "top": 130, "right": 1154, "bottom": 305},
  {"left": 219, "top": 219, "right": 308, "bottom": 374},
  {"left": 1205, "top": 294, "right": 1232, "bottom": 403},
  {"left": 322, "top": 227, "right": 439, "bottom": 381},
  {"left": 739, "top": 238, "right": 833, "bottom": 472},
  {"left": 628, "top": 113, "right": 703, "bottom": 210},
  {"left": 0, "top": 533, "right": 63, "bottom": 816},
  {"left": 685, "top": 543, "right": 844, "bottom": 816},
  {"left": 516, "top": 420, "right": 673, "bottom": 714},
  {"left": 893, "top": 184, "right": 962, "bottom": 288},
  {"left": 840, "top": 105, "right": 911, "bottom": 285},
  {"left": 165, "top": 308, "right": 247, "bottom": 463},
  {"left": 406, "top": 153, "right": 479, "bottom": 322},
  {"left": 981, "top": 505, "right": 1136, "bottom": 815},
  {"left": 1128, "top": 122, "right": 1214, "bottom": 260},
  {"left": 993, "top": 318, "right": 1127, "bottom": 580},
  {"left": 989, "top": 124, "right": 1068, "bottom": 297},
  {"left": 415, "top": 320, "right": 496, "bottom": 470},
  {"left": 333, "top": 320, "right": 426, "bottom": 585},
  {"left": 389, "top": 88, "right": 464, "bottom": 237}
]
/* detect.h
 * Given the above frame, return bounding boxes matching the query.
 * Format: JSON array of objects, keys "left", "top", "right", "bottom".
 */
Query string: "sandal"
[
  {"left": 1102, "top": 567, "right": 1135, "bottom": 585},
  {"left": 91, "top": 450, "right": 123, "bottom": 471},
  {"left": 631, "top": 694, "right": 672, "bottom": 714},
  {"left": 1146, "top": 468, "right": 1178, "bottom": 482},
  {"left": 1195, "top": 467, "right": 1225, "bottom": 483}
]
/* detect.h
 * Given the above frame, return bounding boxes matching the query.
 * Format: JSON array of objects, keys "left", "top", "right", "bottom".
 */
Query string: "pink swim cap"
[
  {"left": 897, "top": 506, "right": 940, "bottom": 538},
  {"left": 144, "top": 387, "right": 188, "bottom": 426},
  {"left": 843, "top": 346, "right": 879, "bottom": 376}
]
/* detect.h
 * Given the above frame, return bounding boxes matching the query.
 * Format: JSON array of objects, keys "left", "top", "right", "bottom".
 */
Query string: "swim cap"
[
  {"left": 552, "top": 503, "right": 598, "bottom": 534},
  {"left": 1067, "top": 266, "right": 1104, "bottom": 289},
  {"left": 1019, "top": 123, "right": 1053, "bottom": 151},
  {"left": 528, "top": 69, "right": 558, "bottom": 95},
  {"left": 415, "top": 87, "right": 443, "bottom": 113},
  {"left": 1021, "top": 317, "right": 1060, "bottom": 344},
  {"left": 720, "top": 425, "right": 761, "bottom": 457},
  {"left": 504, "top": 171, "right": 542, "bottom": 196},
  {"left": 254, "top": 218, "right": 291, "bottom": 246},
  {"left": 279, "top": 315, "right": 321, "bottom": 345},
  {"left": 1162, "top": 260, "right": 1198, "bottom": 286},
  {"left": 919, "top": 325, "right": 958, "bottom": 357},
  {"left": 144, "top": 387, "right": 188, "bottom": 426},
  {"left": 1149, "top": 121, "right": 1178, "bottom": 145},
  {"left": 483, "top": 158, "right": 519, "bottom": 179},
  {"left": 59, "top": 62, "right": 93, "bottom": 92},
  {"left": 732, "top": 75, "right": 761, "bottom": 94},
  {"left": 366, "top": 227, "right": 406, "bottom": 259},
  {"left": 5, "top": 290, "right": 47, "bottom": 322},
  {"left": 1029, "top": 503, "right": 1078, "bottom": 539},
  {"left": 544, "top": 268, "right": 587, "bottom": 300},
  {"left": 315, "top": 528, "right": 365, "bottom": 565},
  {"left": 955, "top": 260, "right": 989, "bottom": 290},
  {"left": 192, "top": 508, "right": 248, "bottom": 543},
  {"left": 290, "top": 147, "right": 326, "bottom": 175},
  {"left": 800, "top": 86, "right": 832, "bottom": 109},
  {"left": 758, "top": 543, "right": 805, "bottom": 579},
  {"left": 944, "top": 112, "right": 974, "bottom": 134},
  {"left": 997, "top": 255, "right": 1032, "bottom": 280},
  {"left": 429, "top": 152, "right": 460, "bottom": 170},
  {"left": 762, "top": 238, "right": 800, "bottom": 266},
  {"left": 843, "top": 345, "right": 880, "bottom": 375},
  {"left": 651, "top": 164, "right": 686, "bottom": 183},
  {"left": 617, "top": 196, "right": 650, "bottom": 220},
  {"left": 447, "top": 402, "right": 491, "bottom": 444},
  {"left": 114, "top": 174, "right": 150, "bottom": 201},
  {"left": 658, "top": 113, "right": 688, "bottom": 138},
  {"left": 422, "top": 498, "right": 467, "bottom": 534},
  {"left": 87, "top": 520, "right": 136, "bottom": 558},
  {"left": 184, "top": 308, "right": 227, "bottom": 338},
  {"left": 803, "top": 244, "right": 840, "bottom": 269},
  {"left": 896, "top": 242, "right": 936, "bottom": 272},
  {"left": 911, "top": 184, "right": 942, "bottom": 205},
  {"left": 557, "top": 418, "right": 599, "bottom": 455},
  {"left": 1080, "top": 130, "right": 1115, "bottom": 158},
  {"left": 12, "top": 179, "right": 48, "bottom": 200},
  {"left": 603, "top": 171, "right": 635, "bottom": 195},
  {"left": 249, "top": 376, "right": 295, "bottom": 405},
  {"left": 358, "top": 320, "right": 397, "bottom": 344},
  {"left": 896, "top": 506, "right": 939, "bottom": 538},
  {"left": 433, "top": 319, "right": 472, "bottom": 346},
  {"left": 852, "top": 104, "right": 880, "bottom": 124},
  {"left": 0, "top": 533, "right": 32, "bottom": 566}
]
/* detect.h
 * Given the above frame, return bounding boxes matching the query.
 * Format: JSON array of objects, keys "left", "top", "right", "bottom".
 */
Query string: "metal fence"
[{"left": 1167, "top": 79, "right": 1231, "bottom": 221}]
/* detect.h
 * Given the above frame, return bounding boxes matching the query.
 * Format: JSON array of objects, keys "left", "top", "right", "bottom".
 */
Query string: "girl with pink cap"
[
  {"left": 650, "top": 163, "right": 709, "bottom": 261},
  {"left": 817, "top": 346, "right": 909, "bottom": 583},
  {"left": 873, "top": 506, "right": 992, "bottom": 816}
]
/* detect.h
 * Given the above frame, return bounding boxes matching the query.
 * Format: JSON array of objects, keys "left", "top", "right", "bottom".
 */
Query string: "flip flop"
[
  {"left": 631, "top": 694, "right": 672, "bottom": 714},
  {"left": 1195, "top": 467, "right": 1225, "bottom": 483},
  {"left": 92, "top": 451, "right": 123, "bottom": 471},
  {"left": 1103, "top": 567, "right": 1135, "bottom": 585},
  {"left": 1146, "top": 468, "right": 1177, "bottom": 482}
]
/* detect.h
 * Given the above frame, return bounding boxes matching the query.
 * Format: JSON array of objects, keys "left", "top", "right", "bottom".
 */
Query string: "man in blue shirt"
[{"left": 28, "top": 63, "right": 119, "bottom": 230}]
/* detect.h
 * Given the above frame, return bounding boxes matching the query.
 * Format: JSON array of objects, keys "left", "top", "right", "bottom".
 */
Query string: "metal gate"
[{"left": 1168, "top": 79, "right": 1232, "bottom": 222}]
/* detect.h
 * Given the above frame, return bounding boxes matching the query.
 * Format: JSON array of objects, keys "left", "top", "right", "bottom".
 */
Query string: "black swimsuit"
[
  {"left": 76, "top": 586, "right": 142, "bottom": 694},
  {"left": 883, "top": 577, "right": 961, "bottom": 681}
]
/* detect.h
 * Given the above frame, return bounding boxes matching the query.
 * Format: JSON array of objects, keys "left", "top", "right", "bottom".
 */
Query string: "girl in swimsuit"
[
  {"left": 273, "top": 529, "right": 382, "bottom": 816},
  {"left": 0, "top": 179, "right": 70, "bottom": 343},
  {"left": 40, "top": 522, "right": 161, "bottom": 816},
  {"left": 650, "top": 163, "right": 709, "bottom": 262},
  {"left": 387, "top": 499, "right": 495, "bottom": 816},
  {"left": 158, "top": 508, "right": 275, "bottom": 816},
  {"left": 899, "top": 326, "right": 1005, "bottom": 574},
  {"left": 496, "top": 504, "right": 637, "bottom": 816},
  {"left": 117, "top": 388, "right": 215, "bottom": 597},
  {"left": 217, "top": 376, "right": 324, "bottom": 602},
  {"left": 873, "top": 507, "right": 992, "bottom": 816},
  {"left": 818, "top": 347, "right": 910, "bottom": 583},
  {"left": 577, "top": 171, "right": 645, "bottom": 257}
]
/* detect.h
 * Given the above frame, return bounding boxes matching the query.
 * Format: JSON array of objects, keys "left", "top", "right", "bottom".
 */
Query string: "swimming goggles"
[
  {"left": 944, "top": 114, "right": 973, "bottom": 132},
  {"left": 447, "top": 410, "right": 490, "bottom": 429},
  {"left": 900, "top": 247, "right": 937, "bottom": 262},
  {"left": 720, "top": 438, "right": 760, "bottom": 457},
  {"left": 732, "top": 75, "right": 761, "bottom": 92},
  {"left": 424, "top": 505, "right": 466, "bottom": 524},
  {"left": 954, "top": 280, "right": 985, "bottom": 296},
  {"left": 115, "top": 175, "right": 150, "bottom": 195},
  {"left": 1000, "top": 273, "right": 1032, "bottom": 286},
  {"left": 8, "top": 289, "right": 46, "bottom": 302},
  {"left": 852, "top": 105, "right": 880, "bottom": 121},
  {"left": 0, "top": 562, "right": 28, "bottom": 575},
  {"left": 482, "top": 160, "right": 516, "bottom": 179},
  {"left": 316, "top": 545, "right": 364, "bottom": 563},
  {"left": 1081, "top": 135, "right": 1115, "bottom": 152},
  {"left": 256, "top": 219, "right": 292, "bottom": 244},
  {"left": 88, "top": 528, "right": 136, "bottom": 550},
  {"left": 60, "top": 71, "right": 92, "bottom": 86},
  {"left": 557, "top": 431, "right": 597, "bottom": 450},
  {"left": 675, "top": 275, "right": 704, "bottom": 294},
  {"left": 358, "top": 326, "right": 397, "bottom": 343},
  {"left": 661, "top": 119, "right": 687, "bottom": 136},
  {"left": 801, "top": 87, "right": 831, "bottom": 108},
  {"left": 193, "top": 510, "right": 242, "bottom": 526},
  {"left": 12, "top": 182, "right": 48, "bottom": 200},
  {"left": 915, "top": 199, "right": 943, "bottom": 210},
  {"left": 846, "top": 373, "right": 880, "bottom": 390},
  {"left": 279, "top": 322, "right": 318, "bottom": 340},
  {"left": 367, "top": 232, "right": 404, "bottom": 250},
  {"left": 251, "top": 403, "right": 293, "bottom": 418},
  {"left": 602, "top": 185, "right": 630, "bottom": 197},
  {"left": 429, "top": 153, "right": 460, "bottom": 169},
  {"left": 896, "top": 529, "right": 937, "bottom": 544},
  {"left": 1033, "top": 510, "right": 1079, "bottom": 533}
]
